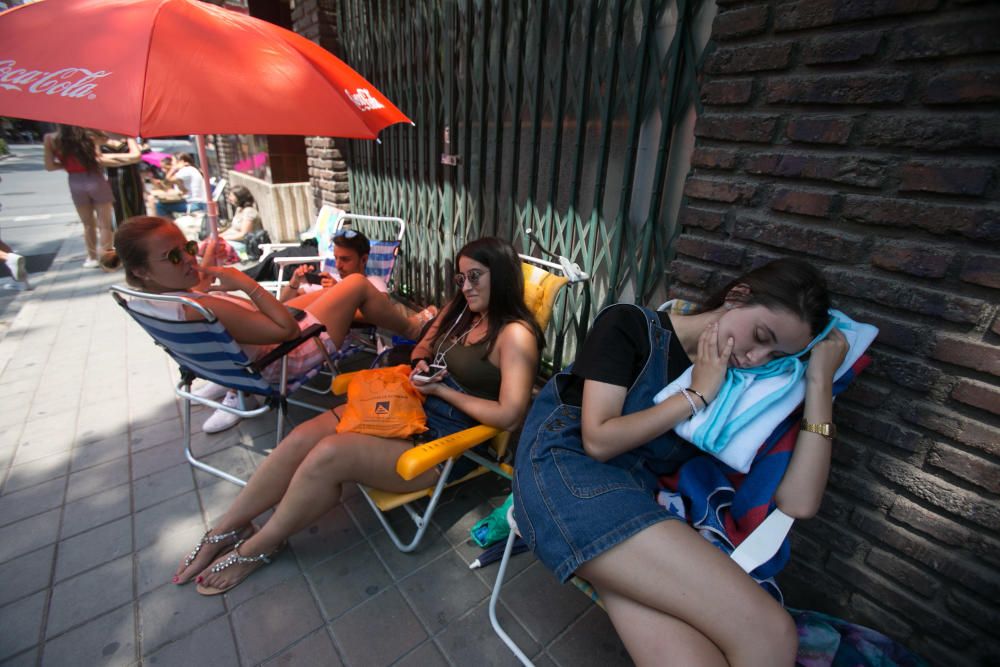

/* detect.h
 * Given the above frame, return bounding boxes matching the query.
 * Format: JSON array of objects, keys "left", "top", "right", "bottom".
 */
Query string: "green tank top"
[{"left": 443, "top": 340, "right": 501, "bottom": 399}]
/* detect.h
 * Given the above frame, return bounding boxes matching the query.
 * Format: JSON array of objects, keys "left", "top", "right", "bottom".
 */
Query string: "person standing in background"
[{"left": 99, "top": 134, "right": 145, "bottom": 227}]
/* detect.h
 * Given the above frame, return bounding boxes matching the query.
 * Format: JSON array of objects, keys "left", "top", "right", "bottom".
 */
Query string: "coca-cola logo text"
[
  {"left": 345, "top": 87, "right": 384, "bottom": 112},
  {"left": 0, "top": 60, "right": 110, "bottom": 100}
]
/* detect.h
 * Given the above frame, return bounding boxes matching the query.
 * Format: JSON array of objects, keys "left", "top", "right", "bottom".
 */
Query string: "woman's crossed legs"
[{"left": 577, "top": 520, "right": 798, "bottom": 667}]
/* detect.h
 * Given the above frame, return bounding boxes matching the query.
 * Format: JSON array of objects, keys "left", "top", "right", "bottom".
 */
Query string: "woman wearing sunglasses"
[
  {"left": 106, "top": 217, "right": 430, "bottom": 387},
  {"left": 168, "top": 235, "right": 545, "bottom": 595}
]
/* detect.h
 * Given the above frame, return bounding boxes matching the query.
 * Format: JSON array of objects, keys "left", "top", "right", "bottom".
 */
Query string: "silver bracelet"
[{"left": 679, "top": 388, "right": 699, "bottom": 417}]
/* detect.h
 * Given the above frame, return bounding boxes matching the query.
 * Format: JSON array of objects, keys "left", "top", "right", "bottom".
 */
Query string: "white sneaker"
[
  {"left": 82, "top": 258, "right": 100, "bottom": 269},
  {"left": 191, "top": 380, "right": 229, "bottom": 400},
  {"left": 5, "top": 252, "right": 27, "bottom": 282},
  {"left": 202, "top": 391, "right": 259, "bottom": 434}
]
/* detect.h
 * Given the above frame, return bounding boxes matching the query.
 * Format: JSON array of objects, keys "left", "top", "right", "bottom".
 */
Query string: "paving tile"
[
  {"left": 502, "top": 561, "right": 591, "bottom": 645},
  {"left": 0, "top": 401, "right": 31, "bottom": 430},
  {"left": 138, "top": 579, "right": 226, "bottom": 654},
  {"left": 0, "top": 590, "right": 46, "bottom": 661},
  {"left": 0, "top": 647, "right": 38, "bottom": 667},
  {"left": 198, "top": 478, "right": 244, "bottom": 526},
  {"left": 60, "top": 482, "right": 131, "bottom": 539},
  {"left": 133, "top": 491, "right": 203, "bottom": 551},
  {"left": 0, "top": 476, "right": 66, "bottom": 527},
  {"left": 0, "top": 544, "right": 54, "bottom": 607},
  {"left": 46, "top": 556, "right": 134, "bottom": 638},
  {"left": 70, "top": 434, "right": 129, "bottom": 472},
  {"left": 434, "top": 600, "right": 539, "bottom": 667},
  {"left": 286, "top": 504, "right": 364, "bottom": 571},
  {"left": 130, "top": 419, "right": 186, "bottom": 454},
  {"left": 0, "top": 376, "right": 39, "bottom": 400},
  {"left": 131, "top": 441, "right": 187, "bottom": 480},
  {"left": 393, "top": 640, "right": 449, "bottom": 667},
  {"left": 368, "top": 516, "right": 450, "bottom": 581},
  {"left": 259, "top": 627, "right": 343, "bottom": 667},
  {"left": 27, "top": 398, "right": 80, "bottom": 424},
  {"left": 399, "top": 551, "right": 490, "bottom": 633},
  {"left": 54, "top": 516, "right": 133, "bottom": 583},
  {"left": 142, "top": 614, "right": 238, "bottom": 667},
  {"left": 188, "top": 446, "right": 256, "bottom": 486},
  {"left": 547, "top": 604, "right": 632, "bottom": 667},
  {"left": 135, "top": 523, "right": 205, "bottom": 596},
  {"left": 9, "top": 429, "right": 74, "bottom": 467},
  {"left": 220, "top": 543, "right": 302, "bottom": 610},
  {"left": 329, "top": 587, "right": 427, "bottom": 666},
  {"left": 230, "top": 575, "right": 324, "bottom": 665},
  {"left": 133, "top": 463, "right": 195, "bottom": 511},
  {"left": 42, "top": 602, "right": 137, "bottom": 667},
  {"left": 305, "top": 541, "right": 394, "bottom": 621},
  {"left": 1, "top": 452, "right": 69, "bottom": 494},
  {"left": 65, "top": 457, "right": 129, "bottom": 503}
]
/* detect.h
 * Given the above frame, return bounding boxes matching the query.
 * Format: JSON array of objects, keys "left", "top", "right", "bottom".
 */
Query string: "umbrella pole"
[{"left": 196, "top": 135, "right": 219, "bottom": 238}]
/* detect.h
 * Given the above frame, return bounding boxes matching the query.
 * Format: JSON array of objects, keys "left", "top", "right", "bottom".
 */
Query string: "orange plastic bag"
[{"left": 335, "top": 365, "right": 428, "bottom": 439}]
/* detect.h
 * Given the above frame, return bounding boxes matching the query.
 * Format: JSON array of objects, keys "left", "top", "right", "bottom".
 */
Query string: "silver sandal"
[
  {"left": 183, "top": 527, "right": 248, "bottom": 568},
  {"left": 195, "top": 539, "right": 281, "bottom": 595}
]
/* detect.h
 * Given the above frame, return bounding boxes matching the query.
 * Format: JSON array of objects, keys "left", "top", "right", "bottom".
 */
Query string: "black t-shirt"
[{"left": 561, "top": 304, "right": 692, "bottom": 406}]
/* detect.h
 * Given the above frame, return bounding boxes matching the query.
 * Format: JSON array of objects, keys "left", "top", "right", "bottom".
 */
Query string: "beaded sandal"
[
  {"left": 195, "top": 538, "right": 283, "bottom": 596},
  {"left": 175, "top": 526, "right": 253, "bottom": 584}
]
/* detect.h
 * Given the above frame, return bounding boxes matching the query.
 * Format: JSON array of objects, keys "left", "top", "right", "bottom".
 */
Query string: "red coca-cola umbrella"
[{"left": 0, "top": 0, "right": 412, "bottom": 231}]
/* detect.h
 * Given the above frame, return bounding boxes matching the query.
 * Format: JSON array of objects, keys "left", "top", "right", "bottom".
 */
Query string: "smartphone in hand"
[
  {"left": 303, "top": 271, "right": 324, "bottom": 285},
  {"left": 412, "top": 364, "right": 447, "bottom": 383}
]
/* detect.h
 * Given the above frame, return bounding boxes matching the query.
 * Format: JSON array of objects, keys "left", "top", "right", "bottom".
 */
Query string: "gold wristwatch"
[{"left": 800, "top": 419, "right": 836, "bottom": 440}]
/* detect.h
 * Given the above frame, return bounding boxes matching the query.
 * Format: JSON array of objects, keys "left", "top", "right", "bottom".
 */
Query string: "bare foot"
[
  {"left": 407, "top": 306, "right": 438, "bottom": 340},
  {"left": 173, "top": 525, "right": 253, "bottom": 585}
]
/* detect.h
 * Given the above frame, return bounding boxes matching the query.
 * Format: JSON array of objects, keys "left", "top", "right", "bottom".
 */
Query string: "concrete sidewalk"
[{"left": 0, "top": 234, "right": 630, "bottom": 666}]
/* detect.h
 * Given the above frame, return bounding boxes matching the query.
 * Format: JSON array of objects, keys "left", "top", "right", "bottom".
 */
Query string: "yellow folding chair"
[{"left": 330, "top": 254, "right": 587, "bottom": 552}]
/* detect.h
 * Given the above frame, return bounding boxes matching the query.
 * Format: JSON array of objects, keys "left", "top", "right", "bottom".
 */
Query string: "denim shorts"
[
  {"left": 513, "top": 402, "right": 684, "bottom": 583},
  {"left": 418, "top": 375, "right": 486, "bottom": 480}
]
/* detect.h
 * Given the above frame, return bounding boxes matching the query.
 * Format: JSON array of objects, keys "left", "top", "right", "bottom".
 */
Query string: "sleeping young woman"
[{"left": 513, "top": 258, "right": 849, "bottom": 667}]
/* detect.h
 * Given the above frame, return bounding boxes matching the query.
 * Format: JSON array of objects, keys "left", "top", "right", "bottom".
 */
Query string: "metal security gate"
[{"left": 336, "top": 0, "right": 711, "bottom": 369}]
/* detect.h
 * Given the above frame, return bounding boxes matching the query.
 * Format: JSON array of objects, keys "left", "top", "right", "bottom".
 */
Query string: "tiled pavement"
[{"left": 0, "top": 234, "right": 633, "bottom": 666}]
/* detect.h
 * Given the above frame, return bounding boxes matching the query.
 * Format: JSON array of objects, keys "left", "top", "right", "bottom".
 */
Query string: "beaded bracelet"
[{"left": 679, "top": 388, "right": 699, "bottom": 417}]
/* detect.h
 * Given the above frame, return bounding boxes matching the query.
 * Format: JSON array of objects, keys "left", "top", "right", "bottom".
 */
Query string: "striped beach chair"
[{"left": 111, "top": 285, "right": 336, "bottom": 486}]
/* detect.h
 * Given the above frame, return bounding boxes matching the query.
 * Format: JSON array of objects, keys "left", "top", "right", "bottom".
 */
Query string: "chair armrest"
[
  {"left": 396, "top": 425, "right": 503, "bottom": 480},
  {"left": 271, "top": 255, "right": 322, "bottom": 266},
  {"left": 250, "top": 323, "right": 326, "bottom": 372},
  {"left": 330, "top": 370, "right": 361, "bottom": 395}
]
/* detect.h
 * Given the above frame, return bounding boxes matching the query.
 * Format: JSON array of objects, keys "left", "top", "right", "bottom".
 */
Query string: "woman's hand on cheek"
[{"left": 690, "top": 322, "right": 733, "bottom": 402}]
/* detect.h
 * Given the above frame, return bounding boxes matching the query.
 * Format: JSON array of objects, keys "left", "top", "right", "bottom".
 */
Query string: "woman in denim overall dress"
[{"left": 514, "top": 259, "right": 849, "bottom": 666}]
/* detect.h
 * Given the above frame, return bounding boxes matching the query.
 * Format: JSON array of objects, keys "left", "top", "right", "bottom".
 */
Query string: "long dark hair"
[
  {"left": 704, "top": 258, "right": 831, "bottom": 336},
  {"left": 431, "top": 237, "right": 545, "bottom": 356},
  {"left": 53, "top": 124, "right": 99, "bottom": 172},
  {"left": 229, "top": 185, "right": 255, "bottom": 209},
  {"left": 100, "top": 216, "right": 173, "bottom": 285}
]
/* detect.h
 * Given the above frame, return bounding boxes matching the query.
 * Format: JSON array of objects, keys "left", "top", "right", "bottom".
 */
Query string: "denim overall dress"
[{"left": 512, "top": 304, "right": 697, "bottom": 582}]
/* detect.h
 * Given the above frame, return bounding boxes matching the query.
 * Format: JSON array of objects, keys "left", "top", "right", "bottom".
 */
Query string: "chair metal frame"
[{"left": 112, "top": 285, "right": 336, "bottom": 486}]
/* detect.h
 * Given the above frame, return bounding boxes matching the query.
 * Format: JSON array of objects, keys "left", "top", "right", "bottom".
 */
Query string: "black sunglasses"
[
  {"left": 453, "top": 269, "right": 488, "bottom": 288},
  {"left": 160, "top": 240, "right": 198, "bottom": 265},
  {"left": 334, "top": 228, "right": 359, "bottom": 239}
]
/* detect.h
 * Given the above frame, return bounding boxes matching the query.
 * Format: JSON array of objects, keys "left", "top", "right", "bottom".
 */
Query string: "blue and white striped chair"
[{"left": 111, "top": 286, "right": 336, "bottom": 486}]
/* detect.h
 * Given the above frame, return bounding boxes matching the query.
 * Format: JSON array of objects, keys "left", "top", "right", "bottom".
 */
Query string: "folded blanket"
[{"left": 654, "top": 309, "right": 878, "bottom": 472}]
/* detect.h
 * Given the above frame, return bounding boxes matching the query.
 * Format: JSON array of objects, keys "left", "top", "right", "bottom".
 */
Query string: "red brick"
[
  {"left": 678, "top": 206, "right": 726, "bottom": 232},
  {"left": 931, "top": 335, "right": 1000, "bottom": 377},
  {"left": 870, "top": 242, "right": 953, "bottom": 278},
  {"left": 889, "top": 498, "right": 975, "bottom": 548},
  {"left": 847, "top": 594, "right": 916, "bottom": 642},
  {"left": 960, "top": 253, "right": 1000, "bottom": 288},
  {"left": 713, "top": 5, "right": 769, "bottom": 40},
  {"left": 861, "top": 113, "right": 996, "bottom": 152},
  {"left": 849, "top": 309, "right": 928, "bottom": 353},
  {"left": 689, "top": 147, "right": 739, "bottom": 170},
  {"left": 892, "top": 19, "right": 1000, "bottom": 61},
  {"left": 923, "top": 69, "right": 1000, "bottom": 105},
  {"left": 699, "top": 79, "right": 753, "bottom": 106},
  {"left": 838, "top": 407, "right": 925, "bottom": 457},
  {"left": 994, "top": 313, "right": 1000, "bottom": 336},
  {"left": 671, "top": 259, "right": 716, "bottom": 289},
  {"left": 899, "top": 162, "right": 993, "bottom": 196},
  {"left": 745, "top": 152, "right": 887, "bottom": 188},
  {"left": 869, "top": 452, "right": 1000, "bottom": 529},
  {"left": 683, "top": 177, "right": 755, "bottom": 204},
  {"left": 785, "top": 115, "right": 854, "bottom": 145},
  {"left": 866, "top": 548, "right": 940, "bottom": 598},
  {"left": 826, "top": 553, "right": 974, "bottom": 646},
  {"left": 765, "top": 73, "right": 909, "bottom": 105},
  {"left": 927, "top": 444, "right": 1000, "bottom": 494},
  {"left": 841, "top": 377, "right": 891, "bottom": 406},
  {"left": 769, "top": 187, "right": 834, "bottom": 218},
  {"left": 951, "top": 378, "right": 1000, "bottom": 416},
  {"left": 867, "top": 348, "right": 941, "bottom": 393},
  {"left": 825, "top": 268, "right": 987, "bottom": 323},
  {"left": 899, "top": 402, "right": 1000, "bottom": 457},
  {"left": 774, "top": 0, "right": 938, "bottom": 32},
  {"left": 841, "top": 195, "right": 1000, "bottom": 241},
  {"left": 704, "top": 42, "right": 792, "bottom": 75},
  {"left": 802, "top": 31, "right": 882, "bottom": 65},
  {"left": 732, "top": 216, "right": 868, "bottom": 262},
  {"left": 827, "top": 467, "right": 896, "bottom": 509},
  {"left": 828, "top": 433, "right": 866, "bottom": 466},
  {"left": 674, "top": 236, "right": 745, "bottom": 266},
  {"left": 694, "top": 113, "right": 779, "bottom": 143},
  {"left": 795, "top": 512, "right": 864, "bottom": 555}
]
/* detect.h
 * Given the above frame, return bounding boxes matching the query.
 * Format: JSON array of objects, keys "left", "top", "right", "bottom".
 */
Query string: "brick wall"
[
  {"left": 290, "top": 0, "right": 352, "bottom": 212},
  {"left": 671, "top": 2, "right": 999, "bottom": 664}
]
